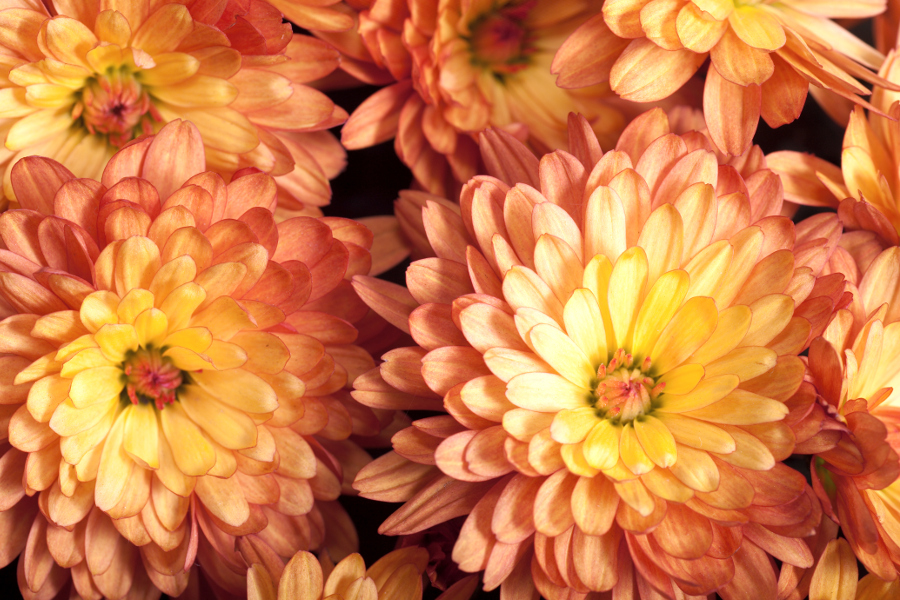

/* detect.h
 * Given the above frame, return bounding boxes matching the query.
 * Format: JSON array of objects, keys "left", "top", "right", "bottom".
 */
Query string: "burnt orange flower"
[
  {"left": 553, "top": 0, "right": 894, "bottom": 156},
  {"left": 316, "top": 0, "right": 625, "bottom": 197},
  {"left": 0, "top": 0, "right": 348, "bottom": 213},
  {"left": 247, "top": 547, "right": 429, "bottom": 599},
  {"left": 351, "top": 111, "right": 847, "bottom": 599},
  {"left": 796, "top": 246, "right": 900, "bottom": 584},
  {"left": 0, "top": 121, "right": 382, "bottom": 599}
]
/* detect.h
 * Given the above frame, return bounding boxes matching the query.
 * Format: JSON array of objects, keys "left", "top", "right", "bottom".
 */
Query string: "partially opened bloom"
[
  {"left": 798, "top": 247, "right": 900, "bottom": 583},
  {"left": 553, "top": 0, "right": 893, "bottom": 156},
  {"left": 0, "top": 121, "right": 381, "bottom": 599},
  {"left": 320, "top": 0, "right": 625, "bottom": 196},
  {"left": 768, "top": 50, "right": 900, "bottom": 272},
  {"left": 247, "top": 547, "right": 429, "bottom": 599},
  {"left": 0, "top": 0, "right": 347, "bottom": 212},
  {"left": 351, "top": 112, "right": 847, "bottom": 598}
]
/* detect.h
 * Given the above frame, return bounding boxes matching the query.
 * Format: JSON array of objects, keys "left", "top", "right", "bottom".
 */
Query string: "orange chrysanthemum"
[
  {"left": 247, "top": 547, "right": 429, "bottom": 600},
  {"left": 768, "top": 51, "right": 900, "bottom": 280},
  {"left": 318, "top": 0, "right": 625, "bottom": 196},
  {"left": 552, "top": 0, "right": 894, "bottom": 156},
  {"left": 351, "top": 110, "right": 848, "bottom": 599},
  {"left": 0, "top": 0, "right": 348, "bottom": 212},
  {"left": 0, "top": 121, "right": 383, "bottom": 599},
  {"left": 797, "top": 246, "right": 900, "bottom": 584}
]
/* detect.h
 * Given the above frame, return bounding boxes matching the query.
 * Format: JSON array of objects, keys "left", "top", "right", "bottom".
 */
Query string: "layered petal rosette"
[
  {"left": 351, "top": 112, "right": 847, "bottom": 598},
  {"left": 247, "top": 547, "right": 431, "bottom": 600},
  {"left": 552, "top": 0, "right": 895, "bottom": 156},
  {"left": 0, "top": 0, "right": 347, "bottom": 212},
  {"left": 0, "top": 121, "right": 382, "bottom": 599},
  {"left": 796, "top": 246, "right": 900, "bottom": 584},
  {"left": 318, "top": 0, "right": 625, "bottom": 197}
]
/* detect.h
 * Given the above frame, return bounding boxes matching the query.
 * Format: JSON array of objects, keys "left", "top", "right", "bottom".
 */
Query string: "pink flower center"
[
  {"left": 468, "top": 1, "right": 535, "bottom": 75},
  {"left": 122, "top": 348, "right": 183, "bottom": 411},
  {"left": 594, "top": 349, "right": 664, "bottom": 421},
  {"left": 73, "top": 70, "right": 161, "bottom": 147}
]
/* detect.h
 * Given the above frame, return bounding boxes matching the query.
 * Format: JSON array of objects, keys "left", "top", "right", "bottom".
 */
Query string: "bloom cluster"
[{"left": 0, "top": 1, "right": 900, "bottom": 599}]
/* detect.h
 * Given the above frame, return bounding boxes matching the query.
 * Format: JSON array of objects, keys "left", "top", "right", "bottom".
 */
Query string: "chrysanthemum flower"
[
  {"left": 317, "top": 0, "right": 625, "bottom": 197},
  {"left": 768, "top": 51, "right": 900, "bottom": 283},
  {"left": 552, "top": 0, "right": 894, "bottom": 156},
  {"left": 0, "top": 121, "right": 382, "bottom": 599},
  {"left": 247, "top": 547, "right": 429, "bottom": 599},
  {"left": 0, "top": 0, "right": 347, "bottom": 212},
  {"left": 351, "top": 111, "right": 847, "bottom": 599},
  {"left": 393, "top": 105, "right": 785, "bottom": 260},
  {"left": 797, "top": 246, "right": 900, "bottom": 583}
]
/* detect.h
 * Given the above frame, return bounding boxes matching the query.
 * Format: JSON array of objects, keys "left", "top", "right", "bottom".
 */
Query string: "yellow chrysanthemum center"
[
  {"left": 121, "top": 346, "right": 183, "bottom": 410},
  {"left": 467, "top": 1, "right": 535, "bottom": 76},
  {"left": 593, "top": 349, "right": 664, "bottom": 421},
  {"left": 74, "top": 68, "right": 159, "bottom": 147}
]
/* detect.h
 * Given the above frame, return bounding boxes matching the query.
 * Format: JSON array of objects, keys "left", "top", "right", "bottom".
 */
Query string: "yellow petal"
[
  {"left": 115, "top": 237, "right": 161, "bottom": 296},
  {"left": 79, "top": 291, "right": 120, "bottom": 333},
  {"left": 162, "top": 327, "right": 213, "bottom": 354},
  {"left": 159, "top": 282, "right": 206, "bottom": 333},
  {"left": 728, "top": 6, "right": 785, "bottom": 51},
  {"left": 149, "top": 75, "right": 237, "bottom": 107},
  {"left": 650, "top": 296, "right": 717, "bottom": 374},
  {"left": 682, "top": 389, "right": 789, "bottom": 424},
  {"left": 809, "top": 539, "right": 857, "bottom": 600},
  {"left": 191, "top": 368, "right": 278, "bottom": 414},
  {"left": 657, "top": 374, "right": 739, "bottom": 413},
  {"left": 677, "top": 3, "right": 727, "bottom": 53},
  {"left": 130, "top": 4, "right": 193, "bottom": 55},
  {"left": 159, "top": 402, "right": 215, "bottom": 477},
  {"left": 94, "top": 411, "right": 134, "bottom": 512},
  {"left": 94, "top": 9, "right": 131, "bottom": 46},
  {"left": 5, "top": 107, "right": 72, "bottom": 151},
  {"left": 583, "top": 420, "right": 621, "bottom": 470},
  {"left": 633, "top": 415, "right": 677, "bottom": 468},
  {"left": 632, "top": 269, "right": 689, "bottom": 361},
  {"left": 656, "top": 363, "right": 704, "bottom": 395},
  {"left": 528, "top": 323, "right": 595, "bottom": 388},
  {"left": 507, "top": 372, "right": 589, "bottom": 412},
  {"left": 563, "top": 288, "right": 607, "bottom": 367},
  {"left": 116, "top": 289, "right": 155, "bottom": 324},
  {"left": 138, "top": 52, "right": 200, "bottom": 86},
  {"left": 162, "top": 346, "right": 214, "bottom": 371},
  {"left": 148, "top": 255, "right": 197, "bottom": 305},
  {"left": 551, "top": 407, "right": 600, "bottom": 444},
  {"left": 94, "top": 324, "right": 139, "bottom": 363},
  {"left": 179, "top": 385, "right": 258, "bottom": 450},
  {"left": 620, "top": 422, "right": 655, "bottom": 475},
  {"left": 134, "top": 308, "right": 168, "bottom": 348},
  {"left": 669, "top": 444, "right": 719, "bottom": 492},
  {"left": 68, "top": 365, "right": 124, "bottom": 408},
  {"left": 582, "top": 254, "right": 617, "bottom": 353},
  {"left": 655, "top": 412, "right": 736, "bottom": 454},
  {"left": 123, "top": 402, "right": 159, "bottom": 469},
  {"left": 607, "top": 246, "right": 649, "bottom": 349}
]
